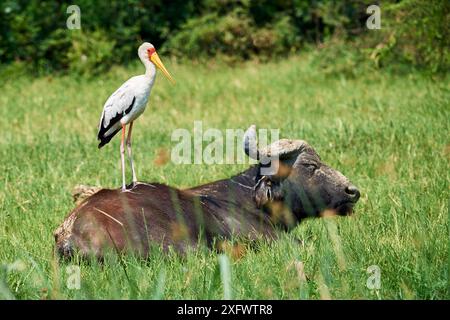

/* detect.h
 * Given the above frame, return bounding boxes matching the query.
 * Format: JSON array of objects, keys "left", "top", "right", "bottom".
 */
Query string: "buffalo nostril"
[{"left": 345, "top": 185, "right": 360, "bottom": 200}]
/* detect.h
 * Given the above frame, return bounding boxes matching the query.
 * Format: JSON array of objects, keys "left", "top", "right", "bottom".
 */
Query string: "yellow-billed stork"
[{"left": 97, "top": 42, "right": 174, "bottom": 191}]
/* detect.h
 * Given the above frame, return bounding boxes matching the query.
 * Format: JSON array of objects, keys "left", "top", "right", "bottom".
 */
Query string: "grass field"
[{"left": 0, "top": 53, "right": 448, "bottom": 299}]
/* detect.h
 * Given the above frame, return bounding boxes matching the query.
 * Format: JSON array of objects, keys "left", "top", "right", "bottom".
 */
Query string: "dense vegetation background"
[
  {"left": 0, "top": 1, "right": 448, "bottom": 300},
  {"left": 1, "top": 0, "right": 448, "bottom": 75}
]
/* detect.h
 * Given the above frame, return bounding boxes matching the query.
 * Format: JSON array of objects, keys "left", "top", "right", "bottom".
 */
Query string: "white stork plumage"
[{"left": 97, "top": 42, "right": 174, "bottom": 191}]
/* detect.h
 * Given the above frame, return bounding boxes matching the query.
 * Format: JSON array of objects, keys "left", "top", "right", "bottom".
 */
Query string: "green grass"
[{"left": 0, "top": 54, "right": 448, "bottom": 299}]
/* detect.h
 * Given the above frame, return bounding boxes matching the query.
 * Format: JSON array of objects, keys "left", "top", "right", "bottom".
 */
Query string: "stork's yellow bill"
[{"left": 148, "top": 49, "right": 175, "bottom": 84}]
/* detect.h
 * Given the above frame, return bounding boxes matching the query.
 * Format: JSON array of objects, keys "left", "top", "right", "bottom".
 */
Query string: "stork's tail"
[{"left": 97, "top": 128, "right": 121, "bottom": 149}]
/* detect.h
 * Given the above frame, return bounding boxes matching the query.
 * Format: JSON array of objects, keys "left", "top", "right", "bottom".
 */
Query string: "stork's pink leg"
[
  {"left": 126, "top": 121, "right": 137, "bottom": 186},
  {"left": 120, "top": 124, "right": 127, "bottom": 192}
]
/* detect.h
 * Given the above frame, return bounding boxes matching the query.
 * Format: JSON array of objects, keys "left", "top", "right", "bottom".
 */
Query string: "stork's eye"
[{"left": 147, "top": 47, "right": 156, "bottom": 57}]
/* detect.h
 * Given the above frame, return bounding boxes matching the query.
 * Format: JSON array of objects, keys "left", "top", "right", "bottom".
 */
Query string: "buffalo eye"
[{"left": 303, "top": 163, "right": 318, "bottom": 172}]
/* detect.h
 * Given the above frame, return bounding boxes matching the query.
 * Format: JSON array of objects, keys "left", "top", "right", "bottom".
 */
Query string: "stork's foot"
[
  {"left": 121, "top": 182, "right": 156, "bottom": 192},
  {"left": 133, "top": 182, "right": 156, "bottom": 188},
  {"left": 121, "top": 182, "right": 139, "bottom": 192}
]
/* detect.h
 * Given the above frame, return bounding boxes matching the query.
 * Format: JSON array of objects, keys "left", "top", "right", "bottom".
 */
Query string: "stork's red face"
[
  {"left": 147, "top": 47, "right": 175, "bottom": 84},
  {"left": 147, "top": 47, "right": 156, "bottom": 57}
]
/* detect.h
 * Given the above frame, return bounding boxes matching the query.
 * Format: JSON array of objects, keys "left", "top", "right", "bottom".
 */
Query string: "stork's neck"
[{"left": 143, "top": 59, "right": 157, "bottom": 80}]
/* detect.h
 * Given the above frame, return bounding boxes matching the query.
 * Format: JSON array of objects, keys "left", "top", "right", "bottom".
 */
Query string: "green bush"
[
  {"left": 67, "top": 30, "right": 116, "bottom": 75},
  {"left": 0, "top": 0, "right": 447, "bottom": 75},
  {"left": 163, "top": 11, "right": 253, "bottom": 60},
  {"left": 163, "top": 9, "right": 299, "bottom": 62},
  {"left": 0, "top": 0, "right": 197, "bottom": 74},
  {"left": 310, "top": 39, "right": 370, "bottom": 78},
  {"left": 381, "top": 0, "right": 449, "bottom": 72}
]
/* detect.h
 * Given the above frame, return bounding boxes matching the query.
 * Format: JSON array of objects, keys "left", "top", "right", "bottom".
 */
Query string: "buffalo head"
[{"left": 244, "top": 125, "right": 360, "bottom": 222}]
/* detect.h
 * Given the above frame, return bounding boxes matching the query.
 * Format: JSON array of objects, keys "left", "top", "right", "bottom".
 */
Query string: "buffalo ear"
[{"left": 254, "top": 176, "right": 283, "bottom": 208}]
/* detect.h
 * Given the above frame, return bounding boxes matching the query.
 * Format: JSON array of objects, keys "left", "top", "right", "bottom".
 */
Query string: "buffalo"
[{"left": 54, "top": 126, "right": 360, "bottom": 259}]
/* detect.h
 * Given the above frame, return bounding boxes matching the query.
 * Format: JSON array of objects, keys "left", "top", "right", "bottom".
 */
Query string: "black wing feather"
[{"left": 97, "top": 96, "right": 136, "bottom": 149}]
